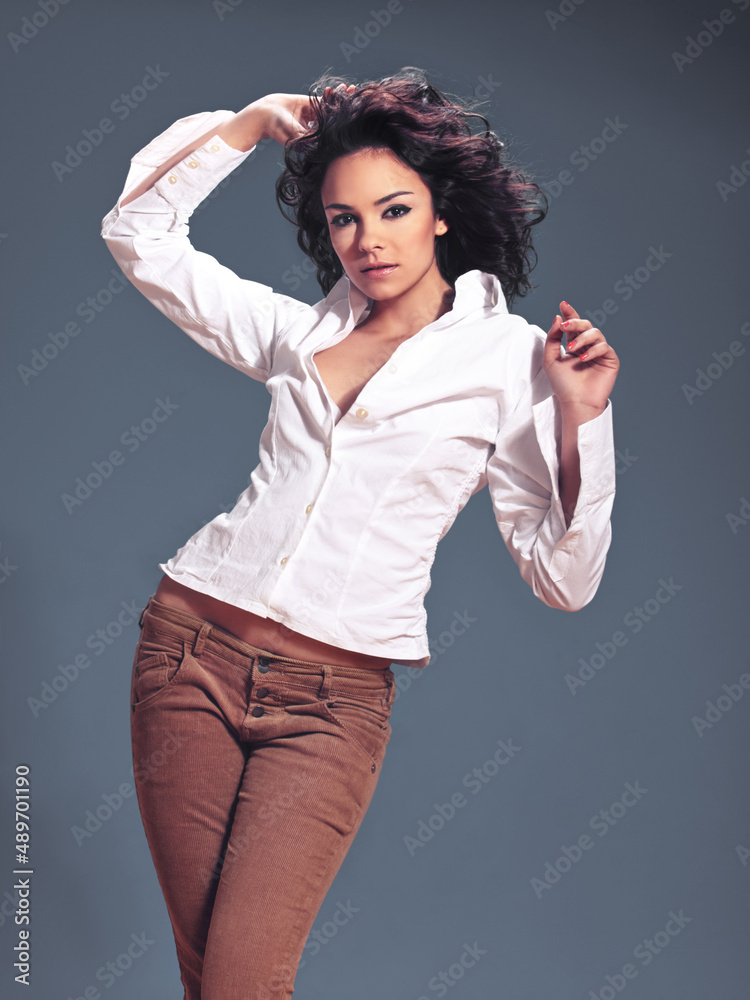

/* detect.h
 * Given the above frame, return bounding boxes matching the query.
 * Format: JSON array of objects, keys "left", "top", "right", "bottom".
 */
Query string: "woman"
[{"left": 101, "top": 68, "right": 619, "bottom": 999}]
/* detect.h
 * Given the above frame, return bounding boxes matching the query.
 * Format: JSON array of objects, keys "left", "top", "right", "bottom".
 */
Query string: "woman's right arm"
[
  {"left": 119, "top": 103, "right": 270, "bottom": 208},
  {"left": 100, "top": 95, "right": 319, "bottom": 383}
]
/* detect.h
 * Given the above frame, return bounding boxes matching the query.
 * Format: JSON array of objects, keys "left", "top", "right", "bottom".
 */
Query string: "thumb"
[
  {"left": 279, "top": 109, "right": 311, "bottom": 144},
  {"left": 544, "top": 313, "right": 565, "bottom": 367}
]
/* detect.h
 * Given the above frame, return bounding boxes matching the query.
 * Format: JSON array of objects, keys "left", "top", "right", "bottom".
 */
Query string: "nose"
[{"left": 357, "top": 219, "right": 384, "bottom": 254}]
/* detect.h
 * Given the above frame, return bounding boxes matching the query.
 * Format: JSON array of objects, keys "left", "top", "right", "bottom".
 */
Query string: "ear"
[{"left": 435, "top": 216, "right": 449, "bottom": 236}]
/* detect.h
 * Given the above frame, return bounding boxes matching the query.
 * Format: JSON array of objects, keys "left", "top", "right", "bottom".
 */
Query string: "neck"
[{"left": 359, "top": 268, "right": 455, "bottom": 338}]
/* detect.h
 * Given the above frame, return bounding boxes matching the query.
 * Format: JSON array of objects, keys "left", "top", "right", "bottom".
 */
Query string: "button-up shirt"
[{"left": 100, "top": 110, "right": 616, "bottom": 667}]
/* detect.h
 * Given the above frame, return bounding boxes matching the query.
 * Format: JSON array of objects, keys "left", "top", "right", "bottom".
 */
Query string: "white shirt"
[{"left": 100, "top": 110, "right": 617, "bottom": 668}]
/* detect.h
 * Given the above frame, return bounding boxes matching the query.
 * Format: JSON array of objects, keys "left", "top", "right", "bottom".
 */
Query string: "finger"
[
  {"left": 560, "top": 320, "right": 591, "bottom": 346},
  {"left": 574, "top": 341, "right": 609, "bottom": 362},
  {"left": 559, "top": 318, "right": 591, "bottom": 333},
  {"left": 559, "top": 300, "right": 581, "bottom": 321},
  {"left": 544, "top": 314, "right": 567, "bottom": 368},
  {"left": 547, "top": 313, "right": 565, "bottom": 341},
  {"left": 565, "top": 328, "right": 601, "bottom": 352}
]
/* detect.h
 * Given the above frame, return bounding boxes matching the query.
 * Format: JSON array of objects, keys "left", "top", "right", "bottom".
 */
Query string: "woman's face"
[{"left": 320, "top": 146, "right": 449, "bottom": 307}]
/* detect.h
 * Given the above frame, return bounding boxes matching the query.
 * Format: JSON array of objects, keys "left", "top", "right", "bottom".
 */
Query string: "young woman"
[{"left": 101, "top": 68, "right": 619, "bottom": 999}]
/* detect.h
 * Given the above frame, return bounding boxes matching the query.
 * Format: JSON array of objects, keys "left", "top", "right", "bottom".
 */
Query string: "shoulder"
[
  {"left": 480, "top": 313, "right": 551, "bottom": 423},
  {"left": 479, "top": 309, "right": 547, "bottom": 377},
  {"left": 274, "top": 292, "right": 318, "bottom": 338}
]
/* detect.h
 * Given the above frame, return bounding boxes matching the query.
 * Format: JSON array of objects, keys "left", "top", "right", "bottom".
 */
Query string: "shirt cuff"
[
  {"left": 151, "top": 133, "right": 255, "bottom": 216},
  {"left": 531, "top": 395, "right": 616, "bottom": 582}
]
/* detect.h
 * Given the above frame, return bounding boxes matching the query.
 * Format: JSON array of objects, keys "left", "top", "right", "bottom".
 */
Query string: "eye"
[
  {"left": 384, "top": 204, "right": 411, "bottom": 218},
  {"left": 330, "top": 213, "right": 354, "bottom": 228},
  {"left": 328, "top": 204, "right": 412, "bottom": 228}
]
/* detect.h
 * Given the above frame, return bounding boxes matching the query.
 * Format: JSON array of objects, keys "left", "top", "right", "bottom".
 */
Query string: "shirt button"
[
  {"left": 387, "top": 363, "right": 397, "bottom": 373},
  {"left": 325, "top": 445, "right": 331, "bottom": 457},
  {"left": 305, "top": 503, "right": 314, "bottom": 514},
  {"left": 355, "top": 407, "right": 368, "bottom": 419},
  {"left": 188, "top": 160, "right": 198, "bottom": 168},
  {"left": 210, "top": 143, "right": 220, "bottom": 152},
  {"left": 168, "top": 175, "right": 178, "bottom": 184},
  {"left": 280, "top": 556, "right": 288, "bottom": 565}
]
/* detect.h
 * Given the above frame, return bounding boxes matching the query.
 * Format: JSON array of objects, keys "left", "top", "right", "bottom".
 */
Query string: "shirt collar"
[{"left": 324, "top": 268, "right": 509, "bottom": 328}]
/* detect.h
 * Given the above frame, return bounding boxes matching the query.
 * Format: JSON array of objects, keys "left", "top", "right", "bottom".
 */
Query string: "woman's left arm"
[
  {"left": 485, "top": 306, "right": 619, "bottom": 613},
  {"left": 548, "top": 301, "right": 621, "bottom": 527}
]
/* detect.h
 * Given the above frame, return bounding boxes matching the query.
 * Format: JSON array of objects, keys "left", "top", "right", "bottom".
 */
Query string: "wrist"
[
  {"left": 216, "top": 105, "right": 267, "bottom": 151},
  {"left": 558, "top": 398, "right": 607, "bottom": 421}
]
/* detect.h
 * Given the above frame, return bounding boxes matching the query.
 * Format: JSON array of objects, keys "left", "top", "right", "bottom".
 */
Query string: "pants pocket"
[
  {"left": 324, "top": 689, "right": 392, "bottom": 766},
  {"left": 131, "top": 635, "right": 190, "bottom": 712}
]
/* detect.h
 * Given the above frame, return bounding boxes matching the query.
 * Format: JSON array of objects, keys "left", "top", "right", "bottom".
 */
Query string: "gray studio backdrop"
[{"left": 2, "top": 0, "right": 749, "bottom": 997}]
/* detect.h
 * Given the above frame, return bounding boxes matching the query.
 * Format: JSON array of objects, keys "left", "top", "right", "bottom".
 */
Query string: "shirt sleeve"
[
  {"left": 100, "top": 110, "right": 312, "bottom": 383},
  {"left": 485, "top": 326, "right": 616, "bottom": 612}
]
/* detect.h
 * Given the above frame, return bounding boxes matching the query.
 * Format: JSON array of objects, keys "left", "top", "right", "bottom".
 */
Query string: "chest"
[{"left": 312, "top": 329, "right": 410, "bottom": 415}]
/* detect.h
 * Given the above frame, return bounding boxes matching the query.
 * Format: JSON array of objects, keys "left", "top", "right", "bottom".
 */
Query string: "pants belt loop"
[
  {"left": 386, "top": 668, "right": 396, "bottom": 705},
  {"left": 318, "top": 663, "right": 332, "bottom": 699},
  {"left": 138, "top": 596, "right": 152, "bottom": 629},
  {"left": 192, "top": 621, "right": 212, "bottom": 657}
]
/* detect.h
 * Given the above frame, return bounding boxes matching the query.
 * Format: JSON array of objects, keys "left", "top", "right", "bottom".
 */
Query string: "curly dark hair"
[{"left": 275, "top": 66, "right": 548, "bottom": 309}]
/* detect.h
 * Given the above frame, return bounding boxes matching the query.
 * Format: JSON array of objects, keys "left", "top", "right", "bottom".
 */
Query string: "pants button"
[
  {"left": 257, "top": 657, "right": 270, "bottom": 673},
  {"left": 251, "top": 706, "right": 265, "bottom": 717},
  {"left": 256, "top": 686, "right": 269, "bottom": 698}
]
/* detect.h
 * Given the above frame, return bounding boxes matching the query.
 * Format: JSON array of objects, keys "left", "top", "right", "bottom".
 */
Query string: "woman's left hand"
[{"left": 544, "top": 301, "right": 620, "bottom": 411}]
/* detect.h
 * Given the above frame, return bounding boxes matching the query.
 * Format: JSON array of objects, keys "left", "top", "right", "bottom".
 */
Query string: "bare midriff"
[{"left": 153, "top": 574, "right": 393, "bottom": 670}]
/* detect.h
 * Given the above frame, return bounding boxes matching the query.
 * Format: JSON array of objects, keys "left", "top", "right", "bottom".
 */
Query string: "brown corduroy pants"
[{"left": 130, "top": 595, "right": 396, "bottom": 999}]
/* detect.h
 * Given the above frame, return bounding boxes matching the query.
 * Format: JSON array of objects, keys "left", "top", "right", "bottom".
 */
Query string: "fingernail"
[{"left": 561, "top": 320, "right": 569, "bottom": 328}]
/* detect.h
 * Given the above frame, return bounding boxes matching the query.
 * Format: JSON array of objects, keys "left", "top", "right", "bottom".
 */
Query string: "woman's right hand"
[{"left": 243, "top": 85, "right": 356, "bottom": 147}]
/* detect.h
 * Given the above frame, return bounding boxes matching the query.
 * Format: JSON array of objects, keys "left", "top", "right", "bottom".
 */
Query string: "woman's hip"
[{"left": 130, "top": 594, "right": 396, "bottom": 774}]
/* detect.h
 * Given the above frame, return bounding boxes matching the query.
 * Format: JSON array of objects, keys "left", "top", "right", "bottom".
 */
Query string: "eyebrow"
[{"left": 323, "top": 190, "right": 415, "bottom": 211}]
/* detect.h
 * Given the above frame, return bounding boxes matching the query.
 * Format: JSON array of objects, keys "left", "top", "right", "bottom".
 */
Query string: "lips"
[{"left": 361, "top": 263, "right": 396, "bottom": 272}]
